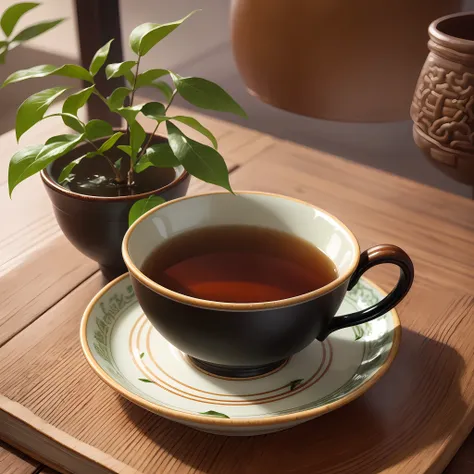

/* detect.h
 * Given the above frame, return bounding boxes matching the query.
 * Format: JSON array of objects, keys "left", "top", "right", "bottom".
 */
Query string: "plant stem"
[
  {"left": 136, "top": 89, "right": 178, "bottom": 162},
  {"left": 130, "top": 55, "right": 141, "bottom": 107},
  {"left": 126, "top": 55, "right": 142, "bottom": 188},
  {"left": 86, "top": 139, "right": 122, "bottom": 182}
]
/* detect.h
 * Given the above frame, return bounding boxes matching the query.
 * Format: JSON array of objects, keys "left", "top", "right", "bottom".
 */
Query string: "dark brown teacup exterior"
[{"left": 123, "top": 193, "right": 414, "bottom": 378}]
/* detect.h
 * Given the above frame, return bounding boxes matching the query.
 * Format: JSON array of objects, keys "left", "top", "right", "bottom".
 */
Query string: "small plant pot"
[{"left": 40, "top": 134, "right": 190, "bottom": 280}]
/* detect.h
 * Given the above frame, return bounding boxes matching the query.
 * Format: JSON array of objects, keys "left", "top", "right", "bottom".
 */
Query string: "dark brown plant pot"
[{"left": 40, "top": 134, "right": 190, "bottom": 280}]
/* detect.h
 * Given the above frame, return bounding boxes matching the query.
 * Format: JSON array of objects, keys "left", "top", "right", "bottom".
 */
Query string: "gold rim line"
[
  {"left": 80, "top": 274, "right": 401, "bottom": 427},
  {"left": 122, "top": 191, "right": 361, "bottom": 311}
]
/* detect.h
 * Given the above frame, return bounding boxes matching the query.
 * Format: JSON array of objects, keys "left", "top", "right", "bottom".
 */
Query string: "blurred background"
[{"left": 1, "top": 0, "right": 473, "bottom": 197}]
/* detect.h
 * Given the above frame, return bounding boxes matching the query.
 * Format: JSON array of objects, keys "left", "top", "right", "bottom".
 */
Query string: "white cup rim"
[{"left": 122, "top": 191, "right": 361, "bottom": 311}]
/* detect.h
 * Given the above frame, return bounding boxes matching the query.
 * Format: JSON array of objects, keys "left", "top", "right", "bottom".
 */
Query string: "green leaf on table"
[
  {"left": 1, "top": 2, "right": 39, "bottom": 37},
  {"left": 141, "top": 101, "right": 165, "bottom": 121},
  {"left": 105, "top": 60, "right": 136, "bottom": 80},
  {"left": 97, "top": 132, "right": 124, "bottom": 153},
  {"left": 171, "top": 74, "right": 246, "bottom": 117},
  {"left": 129, "top": 11, "right": 197, "bottom": 56},
  {"left": 171, "top": 116, "right": 217, "bottom": 148},
  {"left": 117, "top": 105, "right": 143, "bottom": 124},
  {"left": 129, "top": 196, "right": 165, "bottom": 226},
  {"left": 153, "top": 81, "right": 173, "bottom": 101},
  {"left": 62, "top": 86, "right": 95, "bottom": 132},
  {"left": 135, "top": 142, "right": 179, "bottom": 172},
  {"left": 16, "top": 87, "right": 69, "bottom": 141},
  {"left": 89, "top": 39, "right": 113, "bottom": 76},
  {"left": 84, "top": 119, "right": 113, "bottom": 141},
  {"left": 139, "top": 352, "right": 145, "bottom": 359},
  {"left": 3, "top": 64, "right": 93, "bottom": 87},
  {"left": 167, "top": 122, "right": 232, "bottom": 192},
  {"left": 117, "top": 145, "right": 132, "bottom": 157},
  {"left": 107, "top": 87, "right": 131, "bottom": 110},
  {"left": 138, "top": 378, "right": 155, "bottom": 384},
  {"left": 11, "top": 19, "right": 64, "bottom": 43},
  {"left": 135, "top": 69, "right": 169, "bottom": 88},
  {"left": 8, "top": 134, "right": 83, "bottom": 195},
  {"left": 199, "top": 410, "right": 230, "bottom": 419},
  {"left": 58, "top": 155, "right": 85, "bottom": 184},
  {"left": 288, "top": 379, "right": 304, "bottom": 391},
  {"left": 130, "top": 120, "right": 146, "bottom": 162}
]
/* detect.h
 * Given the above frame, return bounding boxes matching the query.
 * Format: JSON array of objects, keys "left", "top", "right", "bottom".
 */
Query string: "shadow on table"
[{"left": 119, "top": 328, "right": 467, "bottom": 474}]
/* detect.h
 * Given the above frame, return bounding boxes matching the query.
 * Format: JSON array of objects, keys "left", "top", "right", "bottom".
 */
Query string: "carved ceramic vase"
[{"left": 411, "top": 12, "right": 474, "bottom": 184}]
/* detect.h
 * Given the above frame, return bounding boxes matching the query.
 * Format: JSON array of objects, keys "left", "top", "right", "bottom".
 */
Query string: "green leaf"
[
  {"left": 105, "top": 60, "right": 136, "bottom": 80},
  {"left": 62, "top": 86, "right": 95, "bottom": 132},
  {"left": 117, "top": 145, "right": 132, "bottom": 157},
  {"left": 3, "top": 64, "right": 93, "bottom": 87},
  {"left": 171, "top": 116, "right": 217, "bottom": 148},
  {"left": 172, "top": 74, "right": 246, "bottom": 117},
  {"left": 289, "top": 379, "right": 304, "bottom": 391},
  {"left": 138, "top": 378, "right": 155, "bottom": 384},
  {"left": 199, "top": 410, "right": 229, "bottom": 419},
  {"left": 8, "top": 144, "right": 42, "bottom": 196},
  {"left": 141, "top": 102, "right": 165, "bottom": 121},
  {"left": 97, "top": 132, "right": 124, "bottom": 153},
  {"left": 1, "top": 2, "right": 39, "bottom": 37},
  {"left": 89, "top": 39, "right": 113, "bottom": 76},
  {"left": 139, "top": 352, "right": 145, "bottom": 359},
  {"left": 129, "top": 196, "right": 166, "bottom": 226},
  {"left": 45, "top": 133, "right": 80, "bottom": 145},
  {"left": 117, "top": 105, "right": 142, "bottom": 124},
  {"left": 12, "top": 19, "right": 64, "bottom": 42},
  {"left": 153, "top": 81, "right": 173, "bottom": 101},
  {"left": 135, "top": 142, "right": 179, "bottom": 172},
  {"left": 135, "top": 69, "right": 169, "bottom": 88},
  {"left": 0, "top": 45, "right": 7, "bottom": 64},
  {"left": 16, "top": 87, "right": 69, "bottom": 141},
  {"left": 8, "top": 134, "right": 83, "bottom": 195},
  {"left": 167, "top": 122, "right": 232, "bottom": 192},
  {"left": 107, "top": 87, "right": 130, "bottom": 110},
  {"left": 84, "top": 119, "right": 113, "bottom": 141},
  {"left": 58, "top": 155, "right": 85, "bottom": 184},
  {"left": 43, "top": 112, "right": 84, "bottom": 134},
  {"left": 129, "top": 11, "right": 197, "bottom": 56},
  {"left": 130, "top": 120, "right": 146, "bottom": 162},
  {"left": 114, "top": 157, "right": 122, "bottom": 170}
]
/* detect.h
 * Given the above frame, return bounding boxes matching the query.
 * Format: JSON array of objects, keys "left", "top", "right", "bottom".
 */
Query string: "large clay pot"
[
  {"left": 411, "top": 12, "right": 474, "bottom": 185},
  {"left": 231, "top": 0, "right": 460, "bottom": 122}
]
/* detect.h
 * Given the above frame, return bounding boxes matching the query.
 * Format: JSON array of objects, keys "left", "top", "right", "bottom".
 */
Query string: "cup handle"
[{"left": 318, "top": 244, "right": 414, "bottom": 340}]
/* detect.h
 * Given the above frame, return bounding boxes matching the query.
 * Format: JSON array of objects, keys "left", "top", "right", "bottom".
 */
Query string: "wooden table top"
[{"left": 0, "top": 105, "right": 473, "bottom": 474}]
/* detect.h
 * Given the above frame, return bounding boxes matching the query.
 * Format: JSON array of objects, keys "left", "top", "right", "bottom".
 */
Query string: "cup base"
[{"left": 188, "top": 357, "right": 288, "bottom": 379}]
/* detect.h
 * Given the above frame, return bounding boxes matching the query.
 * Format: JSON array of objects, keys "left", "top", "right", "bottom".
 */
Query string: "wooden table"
[{"left": 1, "top": 107, "right": 473, "bottom": 474}]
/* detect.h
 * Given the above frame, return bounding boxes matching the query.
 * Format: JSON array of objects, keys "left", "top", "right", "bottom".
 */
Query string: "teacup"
[{"left": 122, "top": 192, "right": 414, "bottom": 378}]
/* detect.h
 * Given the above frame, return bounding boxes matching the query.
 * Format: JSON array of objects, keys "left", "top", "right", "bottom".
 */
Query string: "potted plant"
[
  {"left": 1, "top": 2, "right": 64, "bottom": 63},
  {"left": 4, "top": 11, "right": 245, "bottom": 279}
]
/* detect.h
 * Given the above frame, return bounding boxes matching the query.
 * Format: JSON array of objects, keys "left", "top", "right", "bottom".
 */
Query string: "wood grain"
[
  {"left": 1, "top": 136, "right": 474, "bottom": 473},
  {"left": 0, "top": 273, "right": 472, "bottom": 474},
  {"left": 0, "top": 442, "right": 39, "bottom": 474},
  {"left": 445, "top": 430, "right": 474, "bottom": 473}
]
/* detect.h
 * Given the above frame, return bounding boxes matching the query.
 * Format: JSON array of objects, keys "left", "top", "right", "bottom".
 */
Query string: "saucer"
[{"left": 81, "top": 274, "right": 400, "bottom": 436}]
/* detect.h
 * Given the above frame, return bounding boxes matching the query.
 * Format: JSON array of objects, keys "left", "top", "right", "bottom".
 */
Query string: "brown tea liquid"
[{"left": 142, "top": 225, "right": 338, "bottom": 303}]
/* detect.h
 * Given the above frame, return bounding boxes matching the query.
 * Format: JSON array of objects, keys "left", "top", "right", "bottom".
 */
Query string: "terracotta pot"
[
  {"left": 41, "top": 134, "right": 190, "bottom": 280},
  {"left": 231, "top": 0, "right": 460, "bottom": 122},
  {"left": 411, "top": 12, "right": 474, "bottom": 185}
]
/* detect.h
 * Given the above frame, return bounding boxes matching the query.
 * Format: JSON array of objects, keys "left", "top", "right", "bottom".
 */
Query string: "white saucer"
[{"left": 81, "top": 274, "right": 400, "bottom": 436}]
